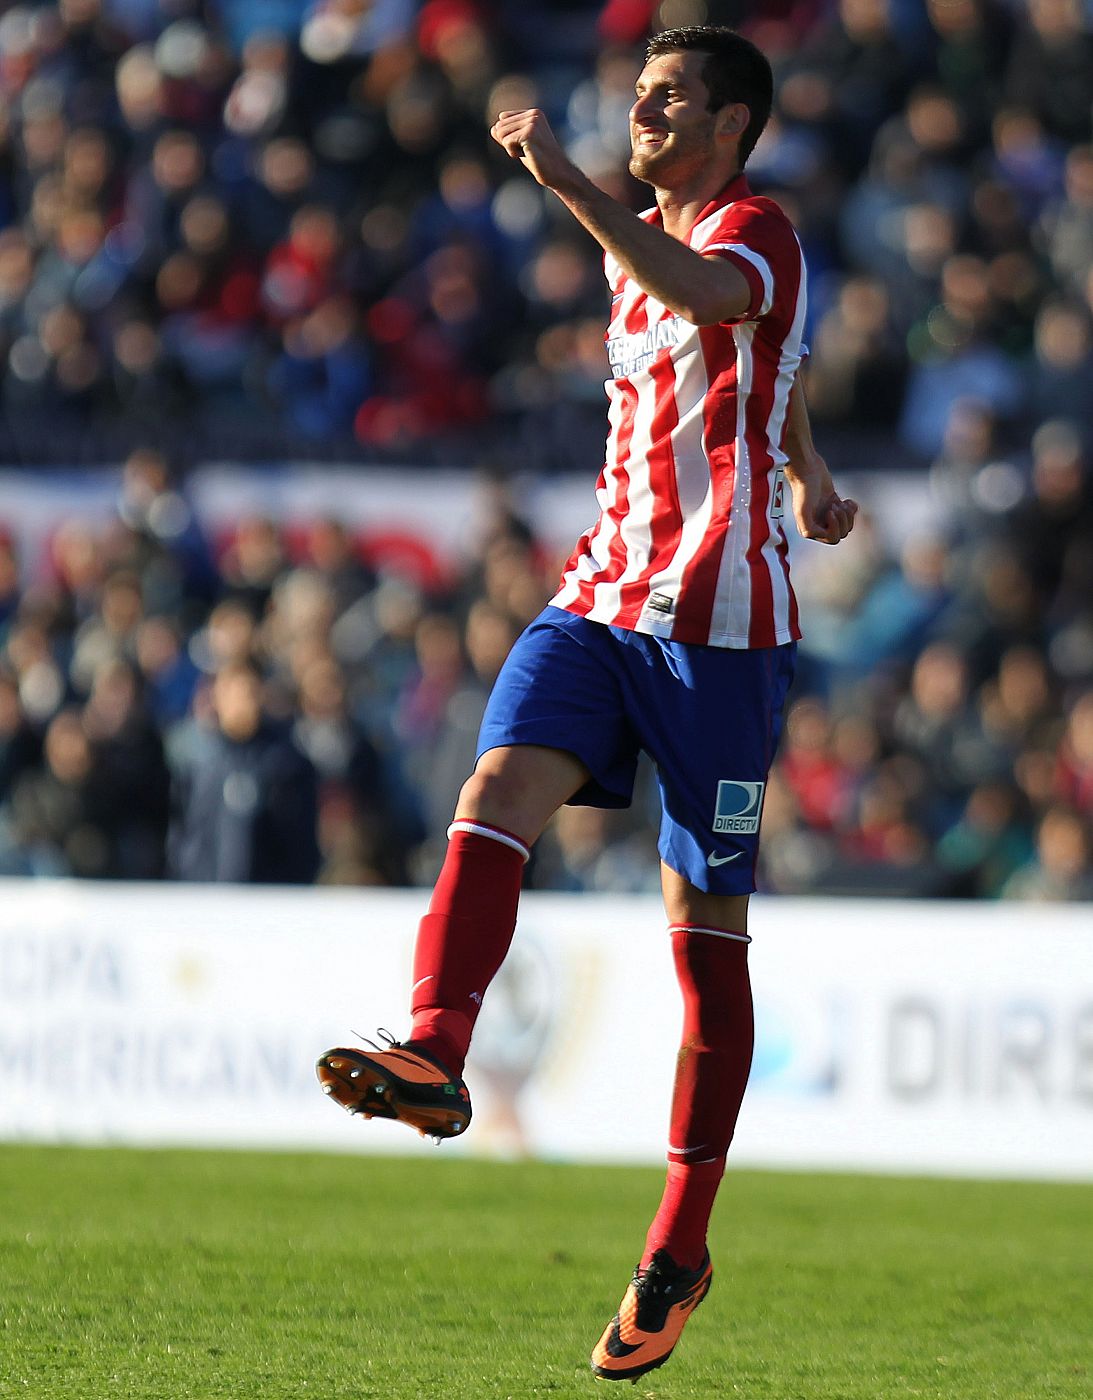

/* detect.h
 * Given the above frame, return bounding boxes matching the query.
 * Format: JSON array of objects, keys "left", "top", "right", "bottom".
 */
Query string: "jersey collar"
[
  {"left": 647, "top": 172, "right": 753, "bottom": 238},
  {"left": 691, "top": 172, "right": 752, "bottom": 230}
]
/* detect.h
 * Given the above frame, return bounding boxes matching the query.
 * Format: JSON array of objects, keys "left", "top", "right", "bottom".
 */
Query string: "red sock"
[
  {"left": 408, "top": 821, "right": 529, "bottom": 1075},
  {"left": 641, "top": 925, "right": 754, "bottom": 1271}
]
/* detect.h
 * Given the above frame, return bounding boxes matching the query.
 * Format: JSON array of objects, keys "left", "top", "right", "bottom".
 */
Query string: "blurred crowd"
[
  {"left": 0, "top": 437, "right": 1089, "bottom": 900},
  {"left": 770, "top": 408, "right": 1093, "bottom": 899},
  {"left": 0, "top": 0, "right": 1090, "bottom": 898},
  {"left": 0, "top": 0, "right": 1089, "bottom": 467}
]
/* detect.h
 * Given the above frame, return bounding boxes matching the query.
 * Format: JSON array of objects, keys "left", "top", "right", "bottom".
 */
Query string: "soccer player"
[{"left": 318, "top": 25, "right": 857, "bottom": 1382}]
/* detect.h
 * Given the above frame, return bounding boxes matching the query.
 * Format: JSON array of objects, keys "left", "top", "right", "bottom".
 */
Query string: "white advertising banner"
[{"left": 0, "top": 880, "right": 1090, "bottom": 1179}]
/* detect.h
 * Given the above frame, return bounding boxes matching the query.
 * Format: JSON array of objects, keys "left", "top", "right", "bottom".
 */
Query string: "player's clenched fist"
[
  {"left": 490, "top": 109, "right": 582, "bottom": 194},
  {"left": 787, "top": 454, "right": 859, "bottom": 546}
]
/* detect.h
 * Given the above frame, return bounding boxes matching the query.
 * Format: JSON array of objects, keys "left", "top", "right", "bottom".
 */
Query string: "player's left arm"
[
  {"left": 783, "top": 376, "right": 858, "bottom": 545},
  {"left": 490, "top": 108, "right": 752, "bottom": 325}
]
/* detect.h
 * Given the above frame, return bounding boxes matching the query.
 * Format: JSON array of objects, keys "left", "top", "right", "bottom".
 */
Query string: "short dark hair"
[{"left": 646, "top": 26, "right": 773, "bottom": 165}]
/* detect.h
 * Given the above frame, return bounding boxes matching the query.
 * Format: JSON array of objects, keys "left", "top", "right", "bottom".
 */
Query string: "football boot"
[{"left": 316, "top": 1033, "right": 471, "bottom": 1142}]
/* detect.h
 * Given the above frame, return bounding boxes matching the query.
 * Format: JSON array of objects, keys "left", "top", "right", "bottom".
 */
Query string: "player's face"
[{"left": 628, "top": 51, "right": 719, "bottom": 187}]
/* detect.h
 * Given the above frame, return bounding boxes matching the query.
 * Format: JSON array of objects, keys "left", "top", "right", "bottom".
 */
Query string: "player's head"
[{"left": 630, "top": 27, "right": 772, "bottom": 185}]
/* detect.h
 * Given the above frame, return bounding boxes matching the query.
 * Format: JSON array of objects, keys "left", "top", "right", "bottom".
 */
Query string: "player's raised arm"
[
  {"left": 489, "top": 107, "right": 754, "bottom": 326},
  {"left": 782, "top": 376, "right": 858, "bottom": 546}
]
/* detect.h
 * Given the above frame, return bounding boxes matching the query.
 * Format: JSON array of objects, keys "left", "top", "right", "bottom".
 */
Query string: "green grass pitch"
[{"left": 1, "top": 1146, "right": 1089, "bottom": 1399}]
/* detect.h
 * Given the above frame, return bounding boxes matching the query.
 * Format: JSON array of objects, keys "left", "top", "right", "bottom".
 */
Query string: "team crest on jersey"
[
  {"left": 713, "top": 780, "right": 766, "bottom": 833},
  {"left": 606, "top": 317, "right": 682, "bottom": 378}
]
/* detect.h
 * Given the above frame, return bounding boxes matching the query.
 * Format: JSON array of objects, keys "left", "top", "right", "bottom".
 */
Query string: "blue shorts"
[{"left": 477, "top": 606, "right": 796, "bottom": 894}]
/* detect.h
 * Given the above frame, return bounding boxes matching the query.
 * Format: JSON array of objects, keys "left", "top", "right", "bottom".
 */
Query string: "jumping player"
[{"left": 317, "top": 26, "right": 857, "bottom": 1381}]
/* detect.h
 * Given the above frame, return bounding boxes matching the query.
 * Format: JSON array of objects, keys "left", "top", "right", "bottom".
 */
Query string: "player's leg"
[
  {"left": 405, "top": 609, "right": 640, "bottom": 1080},
  {"left": 590, "top": 869, "right": 751, "bottom": 1380},
  {"left": 319, "top": 609, "right": 641, "bottom": 1140},
  {"left": 640, "top": 647, "right": 793, "bottom": 1273},
  {"left": 450, "top": 741, "right": 590, "bottom": 844},
  {"left": 316, "top": 741, "right": 586, "bottom": 1138},
  {"left": 660, "top": 868, "right": 750, "bottom": 937},
  {"left": 644, "top": 865, "right": 754, "bottom": 1267},
  {"left": 592, "top": 638, "right": 794, "bottom": 1379},
  {"left": 406, "top": 741, "right": 589, "bottom": 1078}
]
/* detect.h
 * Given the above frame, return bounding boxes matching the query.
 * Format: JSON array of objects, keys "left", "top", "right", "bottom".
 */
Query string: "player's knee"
[
  {"left": 455, "top": 766, "right": 542, "bottom": 840},
  {"left": 456, "top": 745, "right": 587, "bottom": 842}
]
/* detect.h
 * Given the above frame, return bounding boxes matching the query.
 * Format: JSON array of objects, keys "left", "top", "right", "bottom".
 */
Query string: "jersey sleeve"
[{"left": 695, "top": 200, "right": 796, "bottom": 324}]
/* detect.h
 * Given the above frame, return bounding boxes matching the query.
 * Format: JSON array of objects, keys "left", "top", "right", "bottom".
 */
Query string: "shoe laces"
[
  {"left": 633, "top": 1265, "right": 675, "bottom": 1301},
  {"left": 633, "top": 1249, "right": 704, "bottom": 1300},
  {"left": 352, "top": 1027, "right": 400, "bottom": 1052},
  {"left": 629, "top": 1251, "right": 705, "bottom": 1331}
]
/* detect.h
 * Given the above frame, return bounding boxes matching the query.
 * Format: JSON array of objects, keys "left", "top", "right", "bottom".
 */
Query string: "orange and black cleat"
[
  {"left": 590, "top": 1248, "right": 712, "bottom": 1382},
  {"left": 315, "top": 1033, "right": 471, "bottom": 1142}
]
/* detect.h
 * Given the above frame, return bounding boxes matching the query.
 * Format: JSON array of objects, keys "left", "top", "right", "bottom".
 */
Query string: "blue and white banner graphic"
[{"left": 0, "top": 881, "right": 1089, "bottom": 1179}]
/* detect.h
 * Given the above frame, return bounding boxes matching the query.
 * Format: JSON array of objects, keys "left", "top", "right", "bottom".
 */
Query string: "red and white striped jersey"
[{"left": 549, "top": 174, "right": 807, "bottom": 649}]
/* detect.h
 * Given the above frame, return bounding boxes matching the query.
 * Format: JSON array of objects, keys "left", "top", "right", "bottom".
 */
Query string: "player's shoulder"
[
  {"left": 695, "top": 193, "right": 801, "bottom": 270},
  {"left": 737, "top": 193, "right": 796, "bottom": 228},
  {"left": 698, "top": 192, "right": 796, "bottom": 241}
]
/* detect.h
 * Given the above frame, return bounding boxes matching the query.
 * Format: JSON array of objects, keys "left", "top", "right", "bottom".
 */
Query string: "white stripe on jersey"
[
  {"left": 707, "top": 237, "right": 806, "bottom": 644},
  {"left": 707, "top": 321, "right": 757, "bottom": 643},
  {"left": 635, "top": 322, "right": 714, "bottom": 629},
  {"left": 760, "top": 238, "right": 810, "bottom": 635},
  {"left": 600, "top": 205, "right": 723, "bottom": 629},
  {"left": 592, "top": 293, "right": 666, "bottom": 620},
  {"left": 552, "top": 273, "right": 645, "bottom": 612},
  {"left": 701, "top": 242, "right": 775, "bottom": 316}
]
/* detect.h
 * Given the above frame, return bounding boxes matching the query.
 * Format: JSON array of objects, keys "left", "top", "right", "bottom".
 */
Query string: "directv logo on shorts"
[{"left": 713, "top": 780, "right": 766, "bottom": 834}]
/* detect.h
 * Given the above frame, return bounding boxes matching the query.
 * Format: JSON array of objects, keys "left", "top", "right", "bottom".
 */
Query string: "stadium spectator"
[
  {"left": 1039, "top": 143, "right": 1093, "bottom": 299},
  {"left": 135, "top": 613, "right": 201, "bottom": 725},
  {"left": 1007, "top": 419, "right": 1092, "bottom": 612},
  {"left": 779, "top": 697, "right": 854, "bottom": 832},
  {"left": 9, "top": 707, "right": 112, "bottom": 878},
  {"left": 1004, "top": 0, "right": 1093, "bottom": 146},
  {"left": 168, "top": 657, "right": 320, "bottom": 883},
  {"left": 0, "top": 665, "right": 41, "bottom": 812},
  {"left": 925, "top": 0, "right": 1013, "bottom": 144},
  {"left": 1001, "top": 803, "right": 1093, "bottom": 901},
  {"left": 293, "top": 648, "right": 413, "bottom": 885},
  {"left": 890, "top": 643, "right": 983, "bottom": 822},
  {"left": 1054, "top": 690, "right": 1093, "bottom": 814},
  {"left": 806, "top": 274, "right": 907, "bottom": 428},
  {"left": 81, "top": 654, "right": 171, "bottom": 876},
  {"left": 790, "top": 0, "right": 926, "bottom": 180},
  {"left": 937, "top": 779, "right": 1034, "bottom": 897}
]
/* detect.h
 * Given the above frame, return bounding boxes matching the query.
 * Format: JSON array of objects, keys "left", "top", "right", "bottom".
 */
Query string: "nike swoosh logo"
[
  {"left": 604, "top": 1326, "right": 642, "bottom": 1359},
  {"left": 707, "top": 851, "right": 743, "bottom": 867}
]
